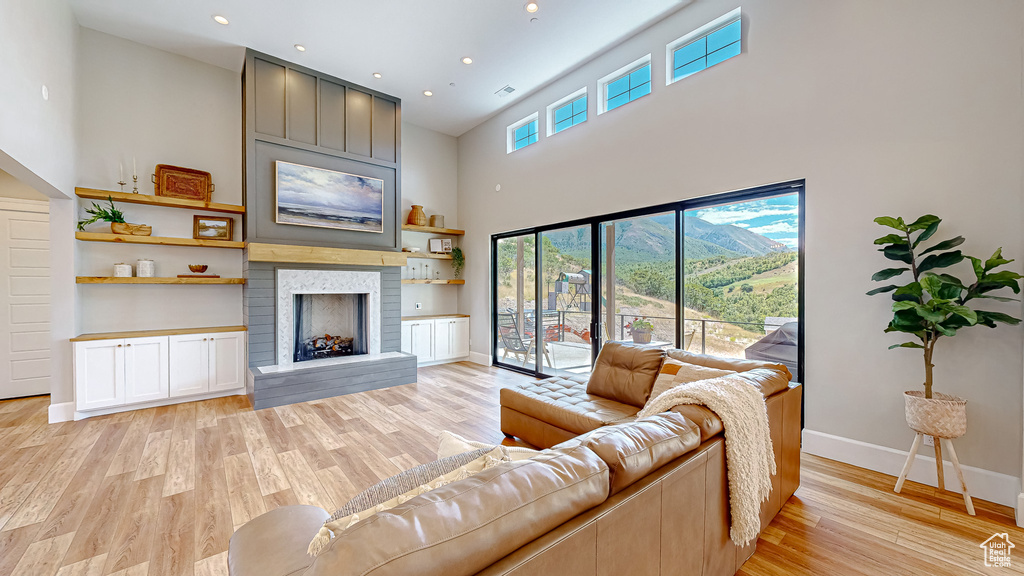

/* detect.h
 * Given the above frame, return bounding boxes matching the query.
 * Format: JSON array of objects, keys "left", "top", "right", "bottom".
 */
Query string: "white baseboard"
[
  {"left": 48, "top": 401, "right": 74, "bottom": 423},
  {"left": 468, "top": 351, "right": 492, "bottom": 366},
  {"left": 803, "top": 429, "right": 1020, "bottom": 509}
]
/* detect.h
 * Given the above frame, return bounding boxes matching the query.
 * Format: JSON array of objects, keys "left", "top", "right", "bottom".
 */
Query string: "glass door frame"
[{"left": 490, "top": 180, "right": 805, "bottom": 383}]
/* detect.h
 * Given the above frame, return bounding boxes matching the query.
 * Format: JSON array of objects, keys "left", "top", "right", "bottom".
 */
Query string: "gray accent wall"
[
  {"left": 243, "top": 49, "right": 402, "bottom": 251},
  {"left": 243, "top": 257, "right": 402, "bottom": 369}
]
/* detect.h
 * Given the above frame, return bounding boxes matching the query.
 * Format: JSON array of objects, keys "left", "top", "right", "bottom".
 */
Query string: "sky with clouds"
[
  {"left": 277, "top": 162, "right": 383, "bottom": 217},
  {"left": 686, "top": 194, "right": 800, "bottom": 248}
]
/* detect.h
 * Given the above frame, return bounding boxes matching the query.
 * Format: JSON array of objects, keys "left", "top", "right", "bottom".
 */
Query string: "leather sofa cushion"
[
  {"left": 500, "top": 376, "right": 640, "bottom": 435},
  {"left": 586, "top": 342, "right": 666, "bottom": 407},
  {"left": 666, "top": 349, "right": 793, "bottom": 382},
  {"left": 228, "top": 504, "right": 330, "bottom": 576},
  {"left": 307, "top": 444, "right": 609, "bottom": 576},
  {"left": 669, "top": 404, "right": 723, "bottom": 442},
  {"left": 738, "top": 368, "right": 791, "bottom": 398},
  {"left": 574, "top": 412, "right": 701, "bottom": 496}
]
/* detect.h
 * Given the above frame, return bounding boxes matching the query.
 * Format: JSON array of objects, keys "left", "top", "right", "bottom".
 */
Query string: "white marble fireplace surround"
[{"left": 276, "top": 269, "right": 381, "bottom": 367}]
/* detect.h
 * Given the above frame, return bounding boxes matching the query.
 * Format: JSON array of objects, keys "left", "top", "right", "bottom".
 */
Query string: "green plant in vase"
[
  {"left": 77, "top": 196, "right": 126, "bottom": 231},
  {"left": 867, "top": 214, "right": 1021, "bottom": 511},
  {"left": 451, "top": 247, "right": 465, "bottom": 279}
]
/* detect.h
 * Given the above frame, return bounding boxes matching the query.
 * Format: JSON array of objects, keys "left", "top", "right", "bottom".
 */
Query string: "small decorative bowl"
[{"left": 188, "top": 264, "right": 209, "bottom": 273}]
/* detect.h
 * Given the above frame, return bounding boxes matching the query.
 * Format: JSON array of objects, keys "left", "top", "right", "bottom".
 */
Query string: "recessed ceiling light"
[
  {"left": 525, "top": 2, "right": 539, "bottom": 13},
  {"left": 294, "top": 44, "right": 306, "bottom": 52},
  {"left": 461, "top": 57, "right": 473, "bottom": 65},
  {"left": 373, "top": 72, "right": 382, "bottom": 79},
  {"left": 213, "top": 15, "right": 229, "bottom": 25},
  {"left": 423, "top": 90, "right": 433, "bottom": 97}
]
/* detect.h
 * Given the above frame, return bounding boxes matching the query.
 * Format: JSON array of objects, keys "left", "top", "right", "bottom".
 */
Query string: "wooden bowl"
[{"left": 188, "top": 264, "right": 209, "bottom": 273}]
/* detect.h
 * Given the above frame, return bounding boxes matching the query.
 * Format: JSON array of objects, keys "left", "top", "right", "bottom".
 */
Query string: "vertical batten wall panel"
[
  {"left": 286, "top": 69, "right": 318, "bottom": 145},
  {"left": 253, "top": 59, "right": 286, "bottom": 138},
  {"left": 372, "top": 98, "right": 397, "bottom": 162},
  {"left": 320, "top": 81, "right": 347, "bottom": 151},
  {"left": 346, "top": 89, "right": 373, "bottom": 158}
]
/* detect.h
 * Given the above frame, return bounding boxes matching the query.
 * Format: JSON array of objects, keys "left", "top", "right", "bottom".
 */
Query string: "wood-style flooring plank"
[{"left": 0, "top": 363, "right": 1021, "bottom": 576}]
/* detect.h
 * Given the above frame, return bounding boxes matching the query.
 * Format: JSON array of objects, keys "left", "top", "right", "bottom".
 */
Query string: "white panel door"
[
  {"left": 169, "top": 334, "right": 210, "bottom": 397},
  {"left": 409, "top": 321, "right": 434, "bottom": 362},
  {"left": 124, "top": 336, "right": 169, "bottom": 404},
  {"left": 433, "top": 320, "right": 453, "bottom": 361},
  {"left": 451, "top": 318, "right": 470, "bottom": 358},
  {"left": 0, "top": 200, "right": 50, "bottom": 399},
  {"left": 209, "top": 332, "right": 244, "bottom": 392},
  {"left": 74, "top": 339, "right": 125, "bottom": 411}
]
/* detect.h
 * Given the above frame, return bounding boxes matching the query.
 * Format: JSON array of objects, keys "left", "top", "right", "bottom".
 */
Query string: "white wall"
[
  {"left": 0, "top": 0, "right": 78, "bottom": 197},
  {"left": 401, "top": 122, "right": 461, "bottom": 317},
  {"left": 0, "top": 0, "right": 79, "bottom": 407},
  {"left": 0, "top": 170, "right": 49, "bottom": 202},
  {"left": 457, "top": 0, "right": 1024, "bottom": 484},
  {"left": 75, "top": 29, "right": 243, "bottom": 337}
]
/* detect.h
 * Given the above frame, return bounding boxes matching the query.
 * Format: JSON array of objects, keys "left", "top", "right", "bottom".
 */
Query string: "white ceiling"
[{"left": 70, "top": 0, "right": 688, "bottom": 136}]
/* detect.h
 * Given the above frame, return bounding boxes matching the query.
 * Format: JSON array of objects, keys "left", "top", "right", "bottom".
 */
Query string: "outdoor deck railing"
[{"left": 507, "top": 309, "right": 783, "bottom": 355}]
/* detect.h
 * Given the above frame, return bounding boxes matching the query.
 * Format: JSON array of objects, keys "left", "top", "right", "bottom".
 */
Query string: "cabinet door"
[
  {"left": 451, "top": 318, "right": 470, "bottom": 358},
  {"left": 124, "top": 337, "right": 169, "bottom": 404},
  {"left": 169, "top": 334, "right": 210, "bottom": 397},
  {"left": 74, "top": 340, "right": 125, "bottom": 411},
  {"left": 409, "top": 321, "right": 434, "bottom": 362},
  {"left": 209, "top": 332, "right": 244, "bottom": 392},
  {"left": 400, "top": 322, "right": 413, "bottom": 355},
  {"left": 433, "top": 320, "right": 452, "bottom": 360}
]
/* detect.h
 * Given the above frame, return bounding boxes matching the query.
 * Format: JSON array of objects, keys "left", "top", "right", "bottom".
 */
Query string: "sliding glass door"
[
  {"left": 495, "top": 234, "right": 537, "bottom": 371},
  {"left": 539, "top": 225, "right": 595, "bottom": 375},
  {"left": 492, "top": 181, "right": 803, "bottom": 382},
  {"left": 683, "top": 193, "right": 801, "bottom": 380},
  {"left": 599, "top": 212, "right": 678, "bottom": 348}
]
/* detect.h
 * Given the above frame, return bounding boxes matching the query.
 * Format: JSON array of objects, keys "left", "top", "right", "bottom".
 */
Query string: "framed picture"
[
  {"left": 429, "top": 238, "right": 453, "bottom": 253},
  {"left": 193, "top": 216, "right": 233, "bottom": 240},
  {"left": 275, "top": 161, "right": 385, "bottom": 233}
]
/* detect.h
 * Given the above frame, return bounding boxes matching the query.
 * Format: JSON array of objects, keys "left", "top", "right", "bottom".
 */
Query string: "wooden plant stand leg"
[
  {"left": 895, "top": 433, "right": 922, "bottom": 493},
  {"left": 942, "top": 438, "right": 976, "bottom": 516},
  {"left": 934, "top": 439, "right": 945, "bottom": 491}
]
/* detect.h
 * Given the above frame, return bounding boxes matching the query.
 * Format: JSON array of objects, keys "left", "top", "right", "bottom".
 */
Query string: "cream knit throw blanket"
[{"left": 637, "top": 374, "right": 776, "bottom": 546}]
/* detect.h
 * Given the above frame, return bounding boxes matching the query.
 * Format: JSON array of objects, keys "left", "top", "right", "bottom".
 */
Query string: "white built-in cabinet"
[
  {"left": 74, "top": 329, "right": 245, "bottom": 418},
  {"left": 401, "top": 316, "right": 469, "bottom": 364}
]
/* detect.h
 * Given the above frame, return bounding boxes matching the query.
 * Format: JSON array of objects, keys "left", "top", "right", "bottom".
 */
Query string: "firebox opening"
[{"left": 293, "top": 293, "right": 368, "bottom": 363}]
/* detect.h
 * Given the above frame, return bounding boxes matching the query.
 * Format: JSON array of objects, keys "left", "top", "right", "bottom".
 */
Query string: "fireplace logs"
[{"left": 300, "top": 333, "right": 355, "bottom": 361}]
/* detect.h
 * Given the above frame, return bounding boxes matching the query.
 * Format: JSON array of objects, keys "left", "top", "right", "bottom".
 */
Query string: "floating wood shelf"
[
  {"left": 75, "top": 231, "right": 244, "bottom": 249},
  {"left": 77, "top": 277, "right": 246, "bottom": 285},
  {"left": 402, "top": 224, "right": 465, "bottom": 236},
  {"left": 75, "top": 188, "right": 245, "bottom": 214},
  {"left": 71, "top": 325, "right": 247, "bottom": 342},
  {"left": 402, "top": 279, "right": 465, "bottom": 285},
  {"left": 406, "top": 252, "right": 452, "bottom": 260}
]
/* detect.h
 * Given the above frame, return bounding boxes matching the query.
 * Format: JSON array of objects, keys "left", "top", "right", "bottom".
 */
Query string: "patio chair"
[{"left": 497, "top": 312, "right": 551, "bottom": 368}]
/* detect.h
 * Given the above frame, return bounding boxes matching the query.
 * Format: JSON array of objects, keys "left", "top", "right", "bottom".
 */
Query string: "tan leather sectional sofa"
[{"left": 228, "top": 344, "right": 802, "bottom": 576}]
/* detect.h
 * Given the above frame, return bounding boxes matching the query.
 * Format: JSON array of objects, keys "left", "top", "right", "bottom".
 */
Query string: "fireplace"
[
  {"left": 293, "top": 293, "right": 368, "bottom": 362},
  {"left": 276, "top": 269, "right": 382, "bottom": 368}
]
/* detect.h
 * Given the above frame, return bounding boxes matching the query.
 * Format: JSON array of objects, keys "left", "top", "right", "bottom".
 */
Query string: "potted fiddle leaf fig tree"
[{"left": 867, "top": 214, "right": 1022, "bottom": 441}]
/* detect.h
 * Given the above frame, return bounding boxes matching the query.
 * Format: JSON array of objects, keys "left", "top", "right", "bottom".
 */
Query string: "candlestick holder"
[
  {"left": 117, "top": 179, "right": 127, "bottom": 193},
  {"left": 132, "top": 174, "right": 139, "bottom": 194}
]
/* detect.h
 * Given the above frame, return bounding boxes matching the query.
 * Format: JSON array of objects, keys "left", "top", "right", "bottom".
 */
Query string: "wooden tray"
[
  {"left": 152, "top": 164, "right": 214, "bottom": 202},
  {"left": 177, "top": 274, "right": 221, "bottom": 278}
]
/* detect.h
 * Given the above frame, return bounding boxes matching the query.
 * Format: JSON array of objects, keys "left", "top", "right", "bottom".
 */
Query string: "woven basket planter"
[{"left": 904, "top": 391, "right": 967, "bottom": 439}]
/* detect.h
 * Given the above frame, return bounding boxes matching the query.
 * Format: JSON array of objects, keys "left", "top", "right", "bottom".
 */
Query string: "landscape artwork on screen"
[{"left": 275, "top": 161, "right": 384, "bottom": 233}]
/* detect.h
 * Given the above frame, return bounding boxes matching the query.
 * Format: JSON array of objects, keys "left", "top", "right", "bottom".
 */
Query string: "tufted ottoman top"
[{"left": 500, "top": 375, "right": 640, "bottom": 435}]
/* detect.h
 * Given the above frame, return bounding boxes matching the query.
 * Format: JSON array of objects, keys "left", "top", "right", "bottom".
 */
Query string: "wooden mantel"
[{"left": 246, "top": 242, "right": 408, "bottom": 267}]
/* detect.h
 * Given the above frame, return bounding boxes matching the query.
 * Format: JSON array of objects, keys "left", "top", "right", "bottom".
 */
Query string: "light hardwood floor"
[{"left": 0, "top": 362, "right": 1020, "bottom": 576}]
